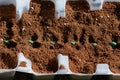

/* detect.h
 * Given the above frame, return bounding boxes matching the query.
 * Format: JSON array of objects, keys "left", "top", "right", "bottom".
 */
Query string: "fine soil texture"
[{"left": 0, "top": 0, "right": 120, "bottom": 74}]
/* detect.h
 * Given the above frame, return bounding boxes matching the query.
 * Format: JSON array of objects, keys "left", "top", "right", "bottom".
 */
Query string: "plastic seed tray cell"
[
  {"left": 0, "top": 0, "right": 31, "bottom": 19},
  {"left": 0, "top": 0, "right": 120, "bottom": 80}
]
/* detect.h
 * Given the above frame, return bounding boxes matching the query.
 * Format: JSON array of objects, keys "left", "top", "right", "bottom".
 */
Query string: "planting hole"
[
  {"left": 6, "top": 29, "right": 14, "bottom": 39},
  {"left": 50, "top": 46, "right": 54, "bottom": 49},
  {"left": 73, "top": 33, "right": 78, "bottom": 41},
  {"left": 62, "top": 26, "right": 71, "bottom": 43},
  {"left": 32, "top": 42, "right": 41, "bottom": 48},
  {"left": 76, "top": 45, "right": 80, "bottom": 50},
  {"left": 89, "top": 35, "right": 95, "bottom": 43},
  {"left": 31, "top": 33, "right": 38, "bottom": 41},
  {"left": 63, "top": 37, "right": 68, "bottom": 43},
  {"left": 79, "top": 28, "right": 85, "bottom": 45},
  {"left": 5, "top": 41, "right": 17, "bottom": 48},
  {"left": 6, "top": 20, "right": 13, "bottom": 28},
  {"left": 51, "top": 35, "right": 58, "bottom": 42}
]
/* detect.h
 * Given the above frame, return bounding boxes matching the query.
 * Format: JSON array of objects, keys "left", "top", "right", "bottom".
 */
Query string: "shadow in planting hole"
[
  {"left": 73, "top": 33, "right": 78, "bottom": 41},
  {"left": 32, "top": 42, "right": 41, "bottom": 48},
  {"left": 31, "top": 33, "right": 38, "bottom": 41},
  {"left": 5, "top": 41, "right": 17, "bottom": 48},
  {"left": 62, "top": 26, "right": 71, "bottom": 43},
  {"left": 50, "top": 46, "right": 54, "bottom": 49},
  {"left": 6, "top": 20, "right": 14, "bottom": 39},
  {"left": 89, "top": 35, "right": 96, "bottom": 43},
  {"left": 6, "top": 29, "right": 14, "bottom": 39},
  {"left": 79, "top": 28, "right": 85, "bottom": 45},
  {"left": 6, "top": 20, "right": 13, "bottom": 28},
  {"left": 76, "top": 45, "right": 80, "bottom": 50}
]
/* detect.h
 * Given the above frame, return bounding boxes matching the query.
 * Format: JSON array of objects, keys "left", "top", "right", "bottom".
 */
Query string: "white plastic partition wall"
[
  {"left": 0, "top": 0, "right": 31, "bottom": 19},
  {"left": 43, "top": 0, "right": 120, "bottom": 19},
  {"left": 87, "top": 0, "right": 120, "bottom": 11}
]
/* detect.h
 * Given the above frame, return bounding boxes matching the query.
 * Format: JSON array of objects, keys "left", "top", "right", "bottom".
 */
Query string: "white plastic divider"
[
  {"left": 0, "top": 0, "right": 31, "bottom": 19},
  {"left": 55, "top": 54, "right": 72, "bottom": 74},
  {"left": 43, "top": 0, "right": 120, "bottom": 19},
  {"left": 87, "top": 0, "right": 120, "bottom": 11},
  {"left": 94, "top": 64, "right": 113, "bottom": 75},
  {"left": 87, "top": 0, "right": 104, "bottom": 11},
  {"left": 15, "top": 52, "right": 33, "bottom": 73}
]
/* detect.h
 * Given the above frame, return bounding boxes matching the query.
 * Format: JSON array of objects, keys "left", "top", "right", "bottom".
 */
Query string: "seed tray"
[
  {"left": 0, "top": 0, "right": 31, "bottom": 19},
  {"left": 0, "top": 53, "right": 120, "bottom": 80},
  {"left": 0, "top": 0, "right": 120, "bottom": 80}
]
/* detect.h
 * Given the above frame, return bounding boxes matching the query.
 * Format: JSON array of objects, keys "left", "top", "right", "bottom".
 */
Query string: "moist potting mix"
[{"left": 0, "top": 0, "right": 120, "bottom": 76}]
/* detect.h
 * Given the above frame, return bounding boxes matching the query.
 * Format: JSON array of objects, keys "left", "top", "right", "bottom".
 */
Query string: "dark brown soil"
[
  {"left": 0, "top": 4, "right": 16, "bottom": 19},
  {"left": 0, "top": 0, "right": 120, "bottom": 74}
]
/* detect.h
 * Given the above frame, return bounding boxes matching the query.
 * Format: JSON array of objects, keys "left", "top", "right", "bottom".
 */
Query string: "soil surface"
[{"left": 0, "top": 0, "right": 120, "bottom": 74}]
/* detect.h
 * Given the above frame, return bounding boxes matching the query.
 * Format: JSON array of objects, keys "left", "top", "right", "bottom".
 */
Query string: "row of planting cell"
[{"left": 0, "top": 0, "right": 120, "bottom": 19}]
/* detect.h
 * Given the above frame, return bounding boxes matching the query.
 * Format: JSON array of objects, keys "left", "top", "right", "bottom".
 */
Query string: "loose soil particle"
[
  {"left": 0, "top": 0, "right": 120, "bottom": 74},
  {"left": 19, "top": 62, "right": 27, "bottom": 67},
  {"left": 59, "top": 65, "right": 66, "bottom": 70}
]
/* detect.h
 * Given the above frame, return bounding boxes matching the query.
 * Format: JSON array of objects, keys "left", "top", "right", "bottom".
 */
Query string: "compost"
[{"left": 0, "top": 0, "right": 120, "bottom": 73}]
